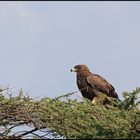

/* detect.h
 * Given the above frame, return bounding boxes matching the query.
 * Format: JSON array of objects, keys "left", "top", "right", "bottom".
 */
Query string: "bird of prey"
[{"left": 71, "top": 64, "right": 119, "bottom": 104}]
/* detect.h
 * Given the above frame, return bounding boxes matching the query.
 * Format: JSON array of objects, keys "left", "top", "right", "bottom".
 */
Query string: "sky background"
[{"left": 0, "top": 1, "right": 140, "bottom": 100}]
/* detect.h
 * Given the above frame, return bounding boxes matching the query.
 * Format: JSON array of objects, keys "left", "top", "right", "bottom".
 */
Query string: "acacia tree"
[{"left": 0, "top": 86, "right": 140, "bottom": 139}]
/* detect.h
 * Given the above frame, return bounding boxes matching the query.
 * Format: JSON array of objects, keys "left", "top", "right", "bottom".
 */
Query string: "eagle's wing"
[{"left": 86, "top": 74, "right": 116, "bottom": 97}]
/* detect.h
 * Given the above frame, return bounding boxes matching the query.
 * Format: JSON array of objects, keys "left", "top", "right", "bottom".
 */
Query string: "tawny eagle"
[{"left": 71, "top": 64, "right": 119, "bottom": 104}]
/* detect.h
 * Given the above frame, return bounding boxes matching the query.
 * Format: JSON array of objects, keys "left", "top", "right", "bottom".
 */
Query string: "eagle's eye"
[{"left": 75, "top": 65, "right": 81, "bottom": 70}]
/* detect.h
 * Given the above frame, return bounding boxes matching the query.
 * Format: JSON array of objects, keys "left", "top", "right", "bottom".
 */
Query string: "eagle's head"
[{"left": 71, "top": 64, "right": 91, "bottom": 75}]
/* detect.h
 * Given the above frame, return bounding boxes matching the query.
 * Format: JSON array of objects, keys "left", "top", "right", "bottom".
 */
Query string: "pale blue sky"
[{"left": 0, "top": 1, "right": 140, "bottom": 99}]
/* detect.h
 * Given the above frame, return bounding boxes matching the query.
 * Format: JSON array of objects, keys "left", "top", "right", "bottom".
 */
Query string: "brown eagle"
[{"left": 71, "top": 64, "right": 119, "bottom": 104}]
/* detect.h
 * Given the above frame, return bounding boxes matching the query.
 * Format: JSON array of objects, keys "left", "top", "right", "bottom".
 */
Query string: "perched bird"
[{"left": 71, "top": 64, "right": 119, "bottom": 104}]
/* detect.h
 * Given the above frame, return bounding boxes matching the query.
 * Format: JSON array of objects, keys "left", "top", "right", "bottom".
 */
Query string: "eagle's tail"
[
  {"left": 113, "top": 91, "right": 119, "bottom": 99},
  {"left": 114, "top": 92, "right": 118, "bottom": 98}
]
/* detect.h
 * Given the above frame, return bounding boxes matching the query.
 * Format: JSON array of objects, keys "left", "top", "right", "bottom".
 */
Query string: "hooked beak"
[{"left": 70, "top": 68, "right": 77, "bottom": 72}]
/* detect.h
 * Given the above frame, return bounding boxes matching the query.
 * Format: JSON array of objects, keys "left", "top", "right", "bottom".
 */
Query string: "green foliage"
[{"left": 0, "top": 87, "right": 140, "bottom": 139}]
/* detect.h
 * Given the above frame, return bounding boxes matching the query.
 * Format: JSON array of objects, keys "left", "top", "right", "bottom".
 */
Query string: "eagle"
[{"left": 71, "top": 64, "right": 119, "bottom": 105}]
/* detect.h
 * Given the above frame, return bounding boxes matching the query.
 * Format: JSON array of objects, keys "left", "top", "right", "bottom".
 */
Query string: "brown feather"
[{"left": 86, "top": 74, "right": 118, "bottom": 98}]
